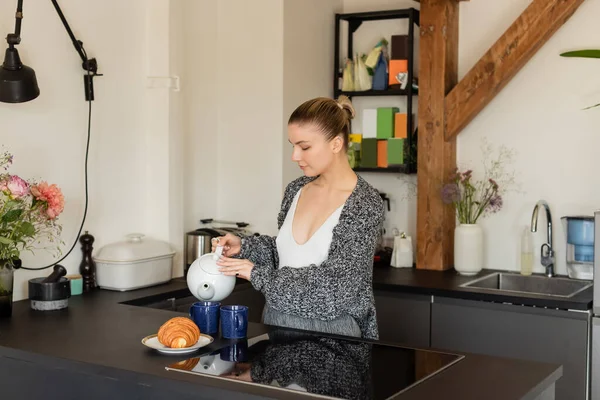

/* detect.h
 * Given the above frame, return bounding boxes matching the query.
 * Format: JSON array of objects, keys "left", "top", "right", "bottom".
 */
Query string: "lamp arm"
[
  {"left": 6, "top": 0, "right": 24, "bottom": 47},
  {"left": 50, "top": 0, "right": 102, "bottom": 101},
  {"left": 50, "top": 0, "right": 88, "bottom": 65}
]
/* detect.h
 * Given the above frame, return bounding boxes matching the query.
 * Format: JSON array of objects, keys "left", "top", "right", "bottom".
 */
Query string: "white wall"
[
  {"left": 168, "top": 0, "right": 186, "bottom": 277},
  {"left": 0, "top": 0, "right": 165, "bottom": 300},
  {"left": 181, "top": 0, "right": 219, "bottom": 243},
  {"left": 457, "top": 0, "right": 600, "bottom": 275},
  {"left": 182, "top": 0, "right": 286, "bottom": 237},
  {"left": 216, "top": 1, "right": 284, "bottom": 237}
]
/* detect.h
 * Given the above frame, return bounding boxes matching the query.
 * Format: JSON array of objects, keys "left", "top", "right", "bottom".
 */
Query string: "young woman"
[{"left": 212, "top": 96, "right": 384, "bottom": 340}]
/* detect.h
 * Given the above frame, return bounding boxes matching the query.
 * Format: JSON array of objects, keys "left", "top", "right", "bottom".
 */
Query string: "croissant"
[
  {"left": 173, "top": 357, "right": 200, "bottom": 370},
  {"left": 157, "top": 317, "right": 200, "bottom": 348}
]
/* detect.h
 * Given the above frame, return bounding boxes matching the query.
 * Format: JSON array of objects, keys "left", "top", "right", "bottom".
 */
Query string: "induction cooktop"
[{"left": 166, "top": 330, "right": 463, "bottom": 400}]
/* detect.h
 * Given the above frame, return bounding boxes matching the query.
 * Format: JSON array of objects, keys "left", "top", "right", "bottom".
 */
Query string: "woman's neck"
[{"left": 316, "top": 156, "right": 357, "bottom": 192}]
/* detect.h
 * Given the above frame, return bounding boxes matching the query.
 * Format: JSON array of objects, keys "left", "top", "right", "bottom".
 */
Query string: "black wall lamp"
[{"left": 0, "top": 0, "right": 102, "bottom": 103}]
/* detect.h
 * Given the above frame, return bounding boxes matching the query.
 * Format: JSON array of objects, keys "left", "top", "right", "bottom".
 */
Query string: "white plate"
[{"left": 141, "top": 333, "right": 214, "bottom": 355}]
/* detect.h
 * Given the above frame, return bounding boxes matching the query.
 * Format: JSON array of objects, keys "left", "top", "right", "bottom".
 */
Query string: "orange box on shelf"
[
  {"left": 377, "top": 140, "right": 388, "bottom": 168},
  {"left": 389, "top": 59, "right": 408, "bottom": 85},
  {"left": 394, "top": 113, "right": 408, "bottom": 138}
]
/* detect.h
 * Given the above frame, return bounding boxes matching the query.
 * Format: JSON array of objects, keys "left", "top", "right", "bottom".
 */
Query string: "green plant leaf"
[
  {"left": 5, "top": 200, "right": 19, "bottom": 209},
  {"left": 0, "top": 236, "right": 14, "bottom": 245},
  {"left": 1, "top": 209, "right": 23, "bottom": 223},
  {"left": 19, "top": 222, "right": 35, "bottom": 237},
  {"left": 560, "top": 49, "right": 600, "bottom": 58}
]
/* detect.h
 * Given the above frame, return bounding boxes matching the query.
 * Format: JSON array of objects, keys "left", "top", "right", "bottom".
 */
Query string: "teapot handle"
[{"left": 213, "top": 245, "right": 224, "bottom": 260}]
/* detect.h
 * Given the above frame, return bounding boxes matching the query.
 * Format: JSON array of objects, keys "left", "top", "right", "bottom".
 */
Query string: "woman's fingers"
[
  {"left": 217, "top": 257, "right": 253, "bottom": 280},
  {"left": 216, "top": 257, "right": 247, "bottom": 267}
]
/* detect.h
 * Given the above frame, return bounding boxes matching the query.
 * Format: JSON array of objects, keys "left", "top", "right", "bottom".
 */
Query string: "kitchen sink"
[{"left": 460, "top": 272, "right": 592, "bottom": 298}]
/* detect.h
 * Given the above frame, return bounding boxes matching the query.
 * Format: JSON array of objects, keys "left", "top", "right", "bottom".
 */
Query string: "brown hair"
[{"left": 288, "top": 95, "right": 356, "bottom": 149}]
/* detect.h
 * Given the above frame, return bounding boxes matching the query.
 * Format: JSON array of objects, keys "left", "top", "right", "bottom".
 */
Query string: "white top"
[{"left": 276, "top": 188, "right": 344, "bottom": 269}]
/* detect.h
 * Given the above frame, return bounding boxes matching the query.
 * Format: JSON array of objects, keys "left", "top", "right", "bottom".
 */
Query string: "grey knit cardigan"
[
  {"left": 240, "top": 174, "right": 384, "bottom": 340},
  {"left": 249, "top": 333, "right": 373, "bottom": 399}
]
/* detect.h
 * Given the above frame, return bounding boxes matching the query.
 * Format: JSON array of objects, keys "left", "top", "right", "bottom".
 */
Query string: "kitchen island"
[{"left": 0, "top": 279, "right": 561, "bottom": 400}]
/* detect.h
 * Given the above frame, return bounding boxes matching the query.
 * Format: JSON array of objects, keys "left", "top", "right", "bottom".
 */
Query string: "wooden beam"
[
  {"left": 416, "top": 0, "right": 459, "bottom": 271},
  {"left": 444, "top": 0, "right": 585, "bottom": 141}
]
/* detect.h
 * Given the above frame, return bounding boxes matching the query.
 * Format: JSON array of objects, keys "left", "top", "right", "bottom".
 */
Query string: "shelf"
[
  {"left": 336, "top": 88, "right": 417, "bottom": 97},
  {"left": 335, "top": 7, "right": 419, "bottom": 175},
  {"left": 353, "top": 165, "right": 415, "bottom": 174},
  {"left": 338, "top": 9, "right": 419, "bottom": 24}
]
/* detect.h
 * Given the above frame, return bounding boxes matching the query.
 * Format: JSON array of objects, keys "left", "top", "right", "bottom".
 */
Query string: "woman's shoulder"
[
  {"left": 354, "top": 175, "right": 383, "bottom": 206},
  {"left": 277, "top": 176, "right": 316, "bottom": 229},
  {"left": 283, "top": 176, "right": 316, "bottom": 199},
  {"left": 344, "top": 175, "right": 385, "bottom": 225}
]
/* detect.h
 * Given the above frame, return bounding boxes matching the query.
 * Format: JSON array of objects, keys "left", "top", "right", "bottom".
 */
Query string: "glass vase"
[{"left": 0, "top": 260, "right": 14, "bottom": 318}]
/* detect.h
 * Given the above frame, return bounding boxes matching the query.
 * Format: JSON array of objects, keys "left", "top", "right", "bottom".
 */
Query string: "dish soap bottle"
[{"left": 520, "top": 226, "right": 534, "bottom": 276}]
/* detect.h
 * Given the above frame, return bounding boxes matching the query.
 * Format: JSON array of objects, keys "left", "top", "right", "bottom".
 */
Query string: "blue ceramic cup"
[
  {"left": 189, "top": 301, "right": 220, "bottom": 335},
  {"left": 220, "top": 339, "right": 248, "bottom": 362},
  {"left": 220, "top": 305, "right": 248, "bottom": 339}
]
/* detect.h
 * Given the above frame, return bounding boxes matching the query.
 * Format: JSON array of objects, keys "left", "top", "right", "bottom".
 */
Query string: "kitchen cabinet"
[
  {"left": 374, "top": 290, "right": 430, "bottom": 348},
  {"left": 431, "top": 296, "right": 589, "bottom": 400}
]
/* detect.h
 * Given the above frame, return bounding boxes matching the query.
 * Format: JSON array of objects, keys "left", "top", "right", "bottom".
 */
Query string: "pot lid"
[
  {"left": 198, "top": 246, "right": 224, "bottom": 275},
  {"left": 94, "top": 233, "right": 174, "bottom": 262},
  {"left": 188, "top": 228, "right": 226, "bottom": 237}
]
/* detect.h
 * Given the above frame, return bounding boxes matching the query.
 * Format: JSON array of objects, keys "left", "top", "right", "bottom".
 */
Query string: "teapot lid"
[{"left": 198, "top": 246, "right": 223, "bottom": 275}]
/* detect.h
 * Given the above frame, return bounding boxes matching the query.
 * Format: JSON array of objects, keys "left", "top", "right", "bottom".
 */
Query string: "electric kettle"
[{"left": 186, "top": 246, "right": 236, "bottom": 302}]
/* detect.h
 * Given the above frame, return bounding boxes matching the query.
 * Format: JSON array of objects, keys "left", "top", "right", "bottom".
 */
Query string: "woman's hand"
[
  {"left": 222, "top": 363, "right": 253, "bottom": 382},
  {"left": 211, "top": 233, "right": 242, "bottom": 257},
  {"left": 217, "top": 256, "right": 254, "bottom": 281}
]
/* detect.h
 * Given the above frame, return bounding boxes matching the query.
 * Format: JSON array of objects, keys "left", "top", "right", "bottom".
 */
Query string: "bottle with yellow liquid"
[{"left": 521, "top": 226, "right": 534, "bottom": 276}]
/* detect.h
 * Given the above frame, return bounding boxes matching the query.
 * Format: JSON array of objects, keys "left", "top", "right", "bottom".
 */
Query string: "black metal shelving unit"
[
  {"left": 352, "top": 165, "right": 410, "bottom": 173},
  {"left": 334, "top": 8, "right": 420, "bottom": 174}
]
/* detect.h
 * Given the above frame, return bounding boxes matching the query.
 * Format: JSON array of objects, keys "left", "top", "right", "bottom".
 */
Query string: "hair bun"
[{"left": 336, "top": 95, "right": 356, "bottom": 120}]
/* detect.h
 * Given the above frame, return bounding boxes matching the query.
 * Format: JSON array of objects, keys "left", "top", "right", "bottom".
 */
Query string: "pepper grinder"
[{"left": 79, "top": 231, "right": 97, "bottom": 292}]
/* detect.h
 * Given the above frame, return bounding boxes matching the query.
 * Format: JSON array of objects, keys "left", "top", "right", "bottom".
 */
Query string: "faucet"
[{"left": 530, "top": 200, "right": 555, "bottom": 277}]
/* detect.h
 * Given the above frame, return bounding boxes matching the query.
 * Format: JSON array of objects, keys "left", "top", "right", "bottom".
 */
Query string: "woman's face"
[{"left": 288, "top": 123, "right": 343, "bottom": 177}]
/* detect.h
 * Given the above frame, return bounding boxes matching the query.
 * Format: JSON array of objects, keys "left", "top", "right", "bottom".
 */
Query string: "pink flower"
[
  {"left": 31, "top": 182, "right": 64, "bottom": 220},
  {"left": 6, "top": 175, "right": 29, "bottom": 198}
]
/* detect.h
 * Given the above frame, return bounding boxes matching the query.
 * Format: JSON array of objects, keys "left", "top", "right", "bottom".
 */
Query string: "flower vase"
[
  {"left": 0, "top": 260, "right": 14, "bottom": 318},
  {"left": 454, "top": 224, "right": 483, "bottom": 276}
]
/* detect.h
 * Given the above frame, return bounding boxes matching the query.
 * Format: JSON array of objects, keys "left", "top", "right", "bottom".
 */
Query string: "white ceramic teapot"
[{"left": 186, "top": 246, "right": 236, "bottom": 302}]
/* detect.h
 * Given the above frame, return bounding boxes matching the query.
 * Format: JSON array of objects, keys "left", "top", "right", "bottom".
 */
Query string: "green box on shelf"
[
  {"left": 361, "top": 138, "right": 378, "bottom": 168},
  {"left": 387, "top": 138, "right": 404, "bottom": 165},
  {"left": 377, "top": 107, "right": 399, "bottom": 139}
]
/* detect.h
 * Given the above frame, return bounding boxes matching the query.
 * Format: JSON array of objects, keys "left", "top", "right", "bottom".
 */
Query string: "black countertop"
[
  {"left": 0, "top": 278, "right": 561, "bottom": 400},
  {"left": 373, "top": 266, "right": 593, "bottom": 310}
]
